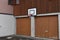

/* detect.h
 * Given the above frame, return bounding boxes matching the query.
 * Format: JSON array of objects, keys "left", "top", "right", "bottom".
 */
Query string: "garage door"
[
  {"left": 16, "top": 17, "right": 31, "bottom": 36},
  {"left": 35, "top": 15, "right": 58, "bottom": 39}
]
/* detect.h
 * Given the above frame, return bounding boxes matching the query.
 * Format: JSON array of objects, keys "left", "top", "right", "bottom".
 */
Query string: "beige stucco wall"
[{"left": 0, "top": 0, "right": 13, "bottom": 14}]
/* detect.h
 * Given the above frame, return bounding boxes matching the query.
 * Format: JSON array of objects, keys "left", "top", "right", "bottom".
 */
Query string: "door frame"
[{"left": 15, "top": 13, "right": 60, "bottom": 39}]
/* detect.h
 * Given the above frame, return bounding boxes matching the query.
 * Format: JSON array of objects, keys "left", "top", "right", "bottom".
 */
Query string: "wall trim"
[
  {"left": 37, "top": 13, "right": 60, "bottom": 16},
  {"left": 58, "top": 15, "right": 60, "bottom": 39},
  {"left": 15, "top": 15, "right": 28, "bottom": 18},
  {"left": 31, "top": 17, "right": 35, "bottom": 37},
  {"left": 0, "top": 13, "right": 13, "bottom": 15},
  {"left": 15, "top": 13, "right": 60, "bottom": 18}
]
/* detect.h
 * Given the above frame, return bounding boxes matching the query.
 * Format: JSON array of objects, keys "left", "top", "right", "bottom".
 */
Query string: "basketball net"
[{"left": 28, "top": 14, "right": 33, "bottom": 18}]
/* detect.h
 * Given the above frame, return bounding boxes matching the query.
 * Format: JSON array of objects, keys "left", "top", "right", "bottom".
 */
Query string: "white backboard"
[{"left": 28, "top": 8, "right": 36, "bottom": 16}]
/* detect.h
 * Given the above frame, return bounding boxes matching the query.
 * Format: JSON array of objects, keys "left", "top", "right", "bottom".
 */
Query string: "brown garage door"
[
  {"left": 35, "top": 15, "right": 58, "bottom": 39},
  {"left": 16, "top": 17, "right": 31, "bottom": 36}
]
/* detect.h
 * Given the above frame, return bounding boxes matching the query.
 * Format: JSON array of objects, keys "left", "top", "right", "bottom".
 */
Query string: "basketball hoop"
[
  {"left": 28, "top": 14, "right": 32, "bottom": 16},
  {"left": 28, "top": 14, "right": 33, "bottom": 18},
  {"left": 28, "top": 8, "right": 36, "bottom": 18}
]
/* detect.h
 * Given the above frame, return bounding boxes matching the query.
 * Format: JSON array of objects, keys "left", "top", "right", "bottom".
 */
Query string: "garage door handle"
[{"left": 45, "top": 30, "right": 48, "bottom": 32}]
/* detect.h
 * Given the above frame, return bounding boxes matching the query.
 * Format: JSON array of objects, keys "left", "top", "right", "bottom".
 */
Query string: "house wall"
[
  {"left": 13, "top": 0, "right": 59, "bottom": 16},
  {"left": 0, "top": 0, "right": 13, "bottom": 14}
]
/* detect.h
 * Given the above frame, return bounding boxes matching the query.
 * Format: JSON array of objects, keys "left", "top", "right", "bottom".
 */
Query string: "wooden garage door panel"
[
  {"left": 35, "top": 16, "right": 58, "bottom": 39},
  {"left": 48, "top": 16, "right": 58, "bottom": 39},
  {"left": 16, "top": 18, "right": 31, "bottom": 36},
  {"left": 35, "top": 16, "right": 49, "bottom": 38}
]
